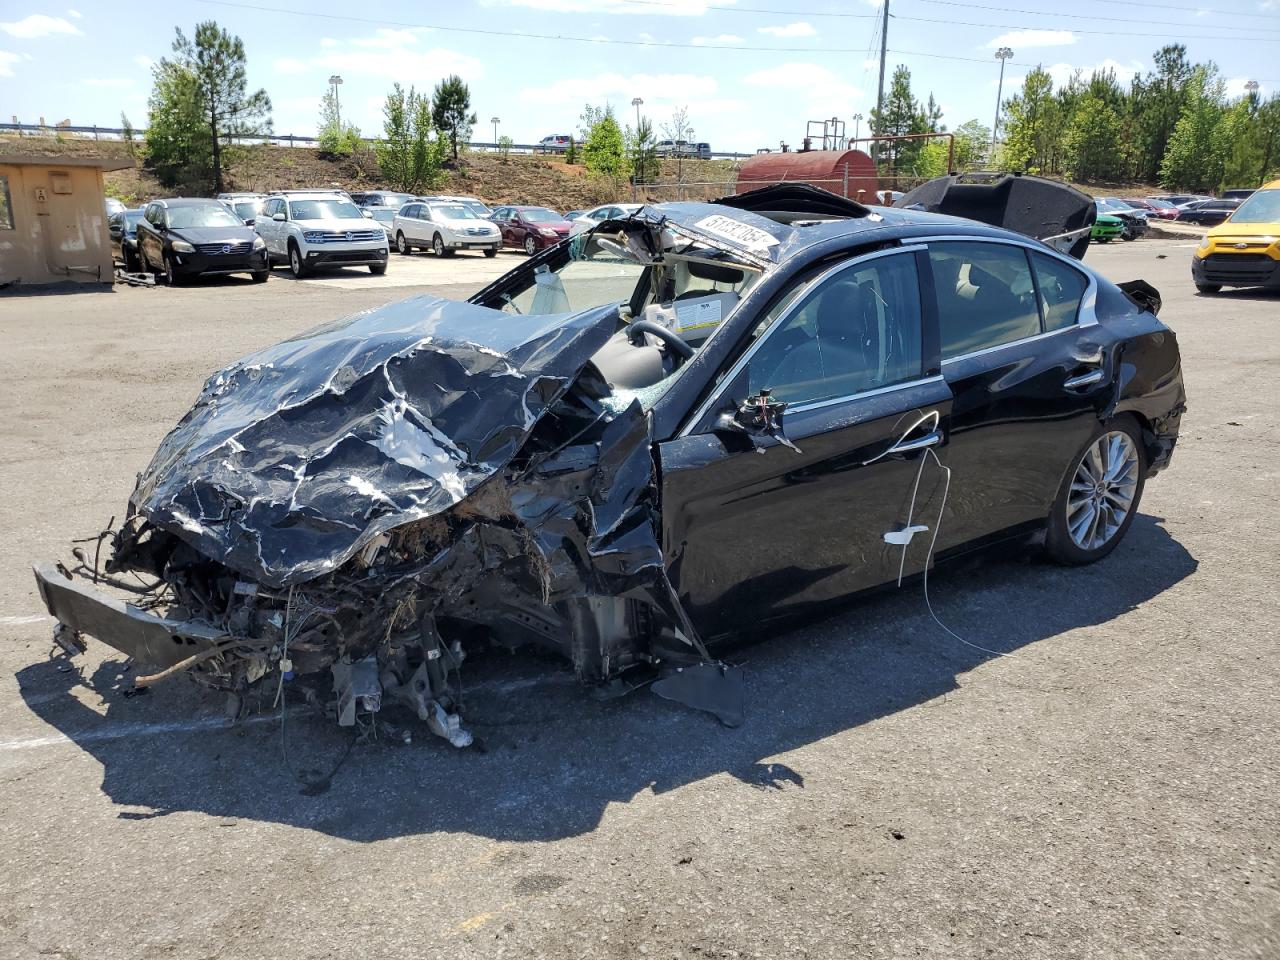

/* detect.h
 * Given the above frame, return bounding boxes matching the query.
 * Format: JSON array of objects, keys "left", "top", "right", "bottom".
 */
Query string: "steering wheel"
[{"left": 627, "top": 319, "right": 695, "bottom": 364}]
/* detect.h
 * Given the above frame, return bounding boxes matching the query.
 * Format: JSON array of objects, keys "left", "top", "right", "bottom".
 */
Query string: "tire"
[
  {"left": 1195, "top": 282, "right": 1221, "bottom": 294},
  {"left": 396, "top": 231, "right": 411, "bottom": 255},
  {"left": 137, "top": 246, "right": 150, "bottom": 274},
  {"left": 523, "top": 235, "right": 538, "bottom": 256},
  {"left": 251, "top": 269, "right": 269, "bottom": 284},
  {"left": 122, "top": 247, "right": 139, "bottom": 273},
  {"left": 368, "top": 262, "right": 387, "bottom": 275},
  {"left": 1096, "top": 237, "right": 1111, "bottom": 243},
  {"left": 163, "top": 254, "right": 181, "bottom": 286},
  {"left": 1045, "top": 419, "right": 1146, "bottom": 566},
  {"left": 288, "top": 242, "right": 309, "bottom": 278},
  {"left": 432, "top": 233, "right": 453, "bottom": 257},
  {"left": 483, "top": 247, "right": 498, "bottom": 258}
]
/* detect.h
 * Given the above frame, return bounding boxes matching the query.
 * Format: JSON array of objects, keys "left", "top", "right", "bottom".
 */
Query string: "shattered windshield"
[{"left": 476, "top": 219, "right": 764, "bottom": 409}]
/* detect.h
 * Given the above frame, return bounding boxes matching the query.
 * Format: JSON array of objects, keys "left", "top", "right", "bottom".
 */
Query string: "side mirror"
[
  {"left": 244, "top": 218, "right": 256, "bottom": 227},
  {"left": 714, "top": 390, "right": 801, "bottom": 453},
  {"left": 362, "top": 209, "right": 373, "bottom": 218},
  {"left": 272, "top": 212, "right": 286, "bottom": 222}
]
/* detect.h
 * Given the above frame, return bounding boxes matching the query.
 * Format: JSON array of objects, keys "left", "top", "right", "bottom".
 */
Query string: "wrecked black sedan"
[{"left": 33, "top": 181, "right": 1185, "bottom": 744}]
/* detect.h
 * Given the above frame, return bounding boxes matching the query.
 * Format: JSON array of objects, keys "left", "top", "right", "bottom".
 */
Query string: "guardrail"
[{"left": 0, "top": 123, "right": 751, "bottom": 160}]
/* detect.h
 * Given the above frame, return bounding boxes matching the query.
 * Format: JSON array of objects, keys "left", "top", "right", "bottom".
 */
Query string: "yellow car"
[{"left": 1192, "top": 179, "right": 1280, "bottom": 293}]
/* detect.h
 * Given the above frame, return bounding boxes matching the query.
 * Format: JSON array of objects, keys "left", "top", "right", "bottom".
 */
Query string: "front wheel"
[
  {"left": 483, "top": 247, "right": 498, "bottom": 258},
  {"left": 1096, "top": 237, "right": 1112, "bottom": 244},
  {"left": 1195, "top": 282, "right": 1221, "bottom": 294},
  {"left": 163, "top": 254, "right": 181, "bottom": 286},
  {"left": 251, "top": 269, "right": 269, "bottom": 284},
  {"left": 289, "top": 243, "right": 309, "bottom": 278},
  {"left": 369, "top": 262, "right": 387, "bottom": 275},
  {"left": 396, "top": 232, "right": 411, "bottom": 255},
  {"left": 523, "top": 235, "right": 538, "bottom": 256},
  {"left": 1045, "top": 421, "right": 1146, "bottom": 565}
]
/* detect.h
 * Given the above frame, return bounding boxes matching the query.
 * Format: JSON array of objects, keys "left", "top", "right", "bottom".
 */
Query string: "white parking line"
[{"left": 0, "top": 615, "right": 50, "bottom": 626}]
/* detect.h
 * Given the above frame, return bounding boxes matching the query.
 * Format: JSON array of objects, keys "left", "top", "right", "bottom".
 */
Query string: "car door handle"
[
  {"left": 887, "top": 428, "right": 942, "bottom": 454},
  {"left": 1063, "top": 369, "right": 1104, "bottom": 390}
]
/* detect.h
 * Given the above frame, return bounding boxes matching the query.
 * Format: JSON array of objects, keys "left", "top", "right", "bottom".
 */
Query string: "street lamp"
[
  {"left": 852, "top": 112, "right": 863, "bottom": 143},
  {"left": 631, "top": 96, "right": 644, "bottom": 133},
  {"left": 1246, "top": 79, "right": 1260, "bottom": 97},
  {"left": 991, "top": 47, "right": 1013, "bottom": 158},
  {"left": 328, "top": 75, "right": 343, "bottom": 128},
  {"left": 491, "top": 116, "right": 500, "bottom": 147}
]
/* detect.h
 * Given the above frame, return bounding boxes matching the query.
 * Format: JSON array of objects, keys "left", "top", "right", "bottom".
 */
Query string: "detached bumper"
[
  {"left": 32, "top": 562, "right": 226, "bottom": 668},
  {"left": 172, "top": 250, "right": 268, "bottom": 276},
  {"left": 1192, "top": 253, "right": 1280, "bottom": 288}
]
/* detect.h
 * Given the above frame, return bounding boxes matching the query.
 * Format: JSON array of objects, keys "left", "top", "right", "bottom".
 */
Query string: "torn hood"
[{"left": 130, "top": 295, "right": 619, "bottom": 588}]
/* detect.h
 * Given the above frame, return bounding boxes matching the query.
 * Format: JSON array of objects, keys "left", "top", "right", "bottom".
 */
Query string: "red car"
[
  {"left": 1122, "top": 198, "right": 1179, "bottom": 220},
  {"left": 490, "top": 205, "right": 573, "bottom": 255}
]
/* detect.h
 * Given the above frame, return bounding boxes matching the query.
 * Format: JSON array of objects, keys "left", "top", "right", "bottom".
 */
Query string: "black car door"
[
  {"left": 139, "top": 204, "right": 161, "bottom": 266},
  {"left": 922, "top": 238, "right": 1114, "bottom": 554},
  {"left": 657, "top": 247, "right": 953, "bottom": 640}
]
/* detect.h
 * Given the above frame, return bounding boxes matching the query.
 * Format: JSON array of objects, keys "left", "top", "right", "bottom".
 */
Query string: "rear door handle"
[
  {"left": 1063, "top": 369, "right": 1104, "bottom": 390},
  {"left": 887, "top": 428, "right": 942, "bottom": 454}
]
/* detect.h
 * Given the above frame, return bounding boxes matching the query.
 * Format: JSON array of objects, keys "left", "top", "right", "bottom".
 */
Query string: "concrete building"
[{"left": 0, "top": 153, "right": 133, "bottom": 288}]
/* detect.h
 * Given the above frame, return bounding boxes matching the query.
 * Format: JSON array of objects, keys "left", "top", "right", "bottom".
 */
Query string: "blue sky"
[{"left": 3, "top": 0, "right": 1279, "bottom": 153}]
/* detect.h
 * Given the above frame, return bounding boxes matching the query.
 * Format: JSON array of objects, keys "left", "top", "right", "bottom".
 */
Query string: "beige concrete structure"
[{"left": 0, "top": 154, "right": 133, "bottom": 288}]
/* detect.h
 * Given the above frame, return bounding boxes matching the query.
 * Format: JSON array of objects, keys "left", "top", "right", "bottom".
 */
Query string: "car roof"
[{"left": 155, "top": 197, "right": 224, "bottom": 207}]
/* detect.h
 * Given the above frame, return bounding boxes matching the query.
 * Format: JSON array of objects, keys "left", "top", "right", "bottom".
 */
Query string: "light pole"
[
  {"left": 631, "top": 96, "right": 644, "bottom": 134},
  {"left": 991, "top": 47, "right": 1013, "bottom": 159},
  {"left": 328, "top": 75, "right": 343, "bottom": 128},
  {"left": 491, "top": 116, "right": 500, "bottom": 148},
  {"left": 852, "top": 112, "right": 863, "bottom": 143}
]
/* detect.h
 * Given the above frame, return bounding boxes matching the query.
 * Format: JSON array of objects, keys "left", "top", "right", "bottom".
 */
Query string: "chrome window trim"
[
  {"left": 939, "top": 324, "right": 1078, "bottom": 366},
  {"left": 678, "top": 244, "right": 928, "bottom": 437},
  {"left": 786, "top": 374, "right": 946, "bottom": 416}
]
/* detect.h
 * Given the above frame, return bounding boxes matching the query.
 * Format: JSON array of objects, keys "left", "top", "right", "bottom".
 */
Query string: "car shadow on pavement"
[{"left": 16, "top": 513, "right": 1196, "bottom": 843}]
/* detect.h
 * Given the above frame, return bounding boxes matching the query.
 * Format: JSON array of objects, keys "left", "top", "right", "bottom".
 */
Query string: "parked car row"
[{"left": 535, "top": 133, "right": 714, "bottom": 158}]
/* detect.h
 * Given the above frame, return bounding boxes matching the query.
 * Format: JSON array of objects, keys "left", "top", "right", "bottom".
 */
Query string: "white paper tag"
[
  {"left": 693, "top": 215, "right": 781, "bottom": 255},
  {"left": 883, "top": 524, "right": 929, "bottom": 546},
  {"left": 674, "top": 297, "right": 723, "bottom": 332}
]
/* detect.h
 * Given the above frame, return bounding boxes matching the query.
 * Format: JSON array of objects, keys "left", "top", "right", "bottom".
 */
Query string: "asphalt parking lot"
[{"left": 1, "top": 238, "right": 1277, "bottom": 960}]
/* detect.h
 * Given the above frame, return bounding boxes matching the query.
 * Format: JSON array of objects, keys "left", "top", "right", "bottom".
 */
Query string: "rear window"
[
  {"left": 929, "top": 242, "right": 1041, "bottom": 359},
  {"left": 1031, "top": 252, "right": 1088, "bottom": 332},
  {"left": 1230, "top": 189, "right": 1280, "bottom": 223}
]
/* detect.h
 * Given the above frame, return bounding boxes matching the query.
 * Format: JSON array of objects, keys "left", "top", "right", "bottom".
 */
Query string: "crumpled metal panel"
[{"left": 130, "top": 295, "right": 619, "bottom": 588}]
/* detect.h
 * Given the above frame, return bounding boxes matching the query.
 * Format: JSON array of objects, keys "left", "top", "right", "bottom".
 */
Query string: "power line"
[
  {"left": 916, "top": 0, "right": 1280, "bottom": 31},
  {"left": 191, "top": 0, "right": 1043, "bottom": 61}
]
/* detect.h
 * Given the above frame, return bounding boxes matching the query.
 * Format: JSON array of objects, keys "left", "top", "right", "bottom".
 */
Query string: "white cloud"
[
  {"left": 274, "top": 34, "right": 483, "bottom": 83},
  {"left": 691, "top": 34, "right": 743, "bottom": 46},
  {"left": 521, "top": 71, "right": 721, "bottom": 107},
  {"left": 1225, "top": 76, "right": 1267, "bottom": 98},
  {"left": 0, "top": 50, "right": 20, "bottom": 76},
  {"left": 320, "top": 37, "right": 338, "bottom": 48},
  {"left": 133, "top": 54, "right": 153, "bottom": 70},
  {"left": 492, "top": 0, "right": 736, "bottom": 13},
  {"left": 987, "top": 29, "right": 1076, "bottom": 50},
  {"left": 1041, "top": 58, "right": 1146, "bottom": 90},
  {"left": 84, "top": 77, "right": 133, "bottom": 88},
  {"left": 743, "top": 63, "right": 865, "bottom": 117},
  {"left": 67, "top": 9, "right": 82, "bottom": 18},
  {"left": 0, "top": 14, "right": 82, "bottom": 38},
  {"left": 757, "top": 22, "right": 816, "bottom": 38},
  {"left": 351, "top": 27, "right": 431, "bottom": 49},
  {"left": 274, "top": 57, "right": 308, "bottom": 75}
]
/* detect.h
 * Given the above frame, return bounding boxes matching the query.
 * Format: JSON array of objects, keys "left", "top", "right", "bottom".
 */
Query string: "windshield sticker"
[{"left": 693, "top": 215, "right": 781, "bottom": 255}]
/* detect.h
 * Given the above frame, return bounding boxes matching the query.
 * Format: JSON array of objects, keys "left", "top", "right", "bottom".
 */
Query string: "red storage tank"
[{"left": 735, "top": 149, "right": 879, "bottom": 203}]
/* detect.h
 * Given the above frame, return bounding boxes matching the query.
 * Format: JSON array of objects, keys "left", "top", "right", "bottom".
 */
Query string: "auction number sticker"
[{"left": 693, "top": 215, "right": 781, "bottom": 255}]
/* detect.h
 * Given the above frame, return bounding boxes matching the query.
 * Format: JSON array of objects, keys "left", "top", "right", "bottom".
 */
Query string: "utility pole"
[
  {"left": 491, "top": 116, "right": 500, "bottom": 147},
  {"left": 991, "top": 48, "right": 1013, "bottom": 160},
  {"left": 328, "top": 75, "right": 343, "bottom": 129},
  {"left": 875, "top": 0, "right": 889, "bottom": 165}
]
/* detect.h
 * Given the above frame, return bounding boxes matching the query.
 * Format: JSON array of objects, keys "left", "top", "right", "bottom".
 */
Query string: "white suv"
[
  {"left": 392, "top": 200, "right": 501, "bottom": 258},
  {"left": 255, "top": 192, "right": 389, "bottom": 277}
]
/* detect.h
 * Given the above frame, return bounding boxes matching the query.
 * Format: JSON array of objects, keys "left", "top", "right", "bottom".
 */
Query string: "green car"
[{"left": 1091, "top": 214, "right": 1124, "bottom": 242}]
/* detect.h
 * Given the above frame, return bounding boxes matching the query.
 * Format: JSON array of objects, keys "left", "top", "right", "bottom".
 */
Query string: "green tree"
[
  {"left": 870, "top": 65, "right": 920, "bottom": 173},
  {"left": 376, "top": 83, "right": 446, "bottom": 192},
  {"left": 951, "top": 119, "right": 991, "bottom": 169},
  {"left": 120, "top": 111, "right": 137, "bottom": 157},
  {"left": 583, "top": 105, "right": 625, "bottom": 179},
  {"left": 317, "top": 84, "right": 361, "bottom": 157},
  {"left": 660, "top": 105, "right": 695, "bottom": 196},
  {"left": 151, "top": 22, "right": 271, "bottom": 192},
  {"left": 145, "top": 58, "right": 211, "bottom": 191},
  {"left": 431, "top": 74, "right": 477, "bottom": 162},
  {"left": 564, "top": 137, "right": 578, "bottom": 165},
  {"left": 1131, "top": 45, "right": 1193, "bottom": 183},
  {"left": 1160, "top": 66, "right": 1226, "bottom": 191},
  {"left": 1000, "top": 66, "right": 1058, "bottom": 174},
  {"left": 1065, "top": 94, "right": 1125, "bottom": 182},
  {"left": 629, "top": 117, "right": 660, "bottom": 186}
]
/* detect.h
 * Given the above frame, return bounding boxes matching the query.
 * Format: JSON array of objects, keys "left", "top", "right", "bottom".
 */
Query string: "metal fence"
[{"left": 0, "top": 122, "right": 752, "bottom": 160}]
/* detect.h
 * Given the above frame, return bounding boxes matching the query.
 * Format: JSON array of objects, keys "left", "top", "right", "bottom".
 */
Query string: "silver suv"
[{"left": 255, "top": 192, "right": 389, "bottom": 278}]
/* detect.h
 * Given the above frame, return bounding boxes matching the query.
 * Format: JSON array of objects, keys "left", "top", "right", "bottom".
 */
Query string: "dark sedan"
[
  {"left": 137, "top": 198, "right": 269, "bottom": 284},
  {"left": 491, "top": 205, "right": 573, "bottom": 254},
  {"left": 32, "top": 181, "right": 1184, "bottom": 744},
  {"left": 107, "top": 208, "right": 146, "bottom": 271},
  {"left": 1177, "top": 199, "right": 1241, "bottom": 226}
]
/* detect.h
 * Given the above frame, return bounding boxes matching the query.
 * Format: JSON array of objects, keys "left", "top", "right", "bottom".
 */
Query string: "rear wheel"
[
  {"left": 1195, "top": 282, "right": 1221, "bottom": 294},
  {"left": 288, "top": 242, "right": 309, "bottom": 278},
  {"left": 396, "top": 231, "right": 411, "bottom": 255},
  {"left": 1045, "top": 420, "right": 1146, "bottom": 565}
]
